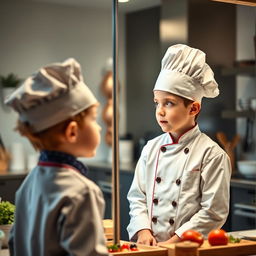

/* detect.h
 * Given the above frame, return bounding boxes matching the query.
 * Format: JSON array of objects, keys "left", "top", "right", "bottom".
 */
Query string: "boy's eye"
[
  {"left": 166, "top": 101, "right": 174, "bottom": 107},
  {"left": 154, "top": 102, "right": 159, "bottom": 108}
]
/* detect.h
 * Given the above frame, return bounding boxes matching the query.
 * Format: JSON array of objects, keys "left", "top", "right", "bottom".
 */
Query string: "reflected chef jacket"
[
  {"left": 9, "top": 150, "right": 109, "bottom": 256},
  {"left": 127, "top": 125, "right": 231, "bottom": 242}
]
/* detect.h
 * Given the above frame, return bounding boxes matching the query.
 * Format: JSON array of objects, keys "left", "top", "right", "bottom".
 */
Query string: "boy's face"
[
  {"left": 154, "top": 90, "right": 196, "bottom": 134},
  {"left": 77, "top": 105, "right": 101, "bottom": 157}
]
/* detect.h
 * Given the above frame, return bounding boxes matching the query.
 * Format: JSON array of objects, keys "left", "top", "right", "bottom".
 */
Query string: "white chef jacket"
[
  {"left": 9, "top": 163, "right": 109, "bottom": 256},
  {"left": 127, "top": 125, "right": 231, "bottom": 242}
]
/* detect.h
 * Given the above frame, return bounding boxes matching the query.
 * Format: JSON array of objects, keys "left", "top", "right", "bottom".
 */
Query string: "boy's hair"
[{"left": 16, "top": 108, "right": 90, "bottom": 151}]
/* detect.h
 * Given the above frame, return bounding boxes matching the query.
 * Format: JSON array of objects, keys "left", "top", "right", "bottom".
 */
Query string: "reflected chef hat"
[
  {"left": 154, "top": 44, "right": 219, "bottom": 103},
  {"left": 5, "top": 58, "right": 97, "bottom": 133}
]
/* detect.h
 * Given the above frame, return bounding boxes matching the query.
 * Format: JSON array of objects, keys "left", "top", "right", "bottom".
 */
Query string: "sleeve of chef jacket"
[
  {"left": 175, "top": 152, "right": 231, "bottom": 238},
  {"left": 127, "top": 144, "right": 151, "bottom": 241},
  {"left": 59, "top": 186, "right": 109, "bottom": 256}
]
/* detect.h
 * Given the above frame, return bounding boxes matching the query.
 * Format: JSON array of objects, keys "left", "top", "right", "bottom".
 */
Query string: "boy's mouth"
[{"left": 160, "top": 120, "right": 168, "bottom": 124}]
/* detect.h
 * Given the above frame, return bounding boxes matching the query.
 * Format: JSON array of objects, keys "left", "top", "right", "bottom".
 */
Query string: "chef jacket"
[
  {"left": 127, "top": 125, "right": 231, "bottom": 242},
  {"left": 9, "top": 151, "right": 109, "bottom": 256}
]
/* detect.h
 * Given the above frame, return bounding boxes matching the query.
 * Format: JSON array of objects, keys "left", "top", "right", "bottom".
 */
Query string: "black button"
[
  {"left": 153, "top": 198, "right": 158, "bottom": 205},
  {"left": 161, "top": 146, "right": 166, "bottom": 152},
  {"left": 172, "top": 201, "right": 177, "bottom": 207},
  {"left": 184, "top": 148, "right": 189, "bottom": 154},
  {"left": 152, "top": 217, "right": 157, "bottom": 223},
  {"left": 156, "top": 177, "right": 161, "bottom": 183},
  {"left": 176, "top": 179, "right": 181, "bottom": 185},
  {"left": 169, "top": 218, "right": 174, "bottom": 225}
]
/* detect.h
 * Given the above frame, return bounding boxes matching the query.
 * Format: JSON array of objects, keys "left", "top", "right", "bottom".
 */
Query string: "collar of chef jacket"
[
  {"left": 168, "top": 123, "right": 199, "bottom": 145},
  {"left": 39, "top": 150, "right": 88, "bottom": 176}
]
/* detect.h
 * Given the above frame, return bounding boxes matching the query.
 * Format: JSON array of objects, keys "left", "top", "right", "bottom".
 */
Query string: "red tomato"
[
  {"left": 121, "top": 244, "right": 129, "bottom": 250},
  {"left": 208, "top": 229, "right": 228, "bottom": 246},
  {"left": 181, "top": 230, "right": 204, "bottom": 246}
]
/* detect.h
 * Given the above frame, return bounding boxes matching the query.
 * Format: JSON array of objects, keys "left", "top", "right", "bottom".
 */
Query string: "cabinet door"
[
  {"left": 87, "top": 165, "right": 134, "bottom": 240},
  {"left": 120, "top": 172, "right": 134, "bottom": 241},
  {"left": 0, "top": 178, "right": 25, "bottom": 204},
  {"left": 231, "top": 186, "right": 256, "bottom": 231}
]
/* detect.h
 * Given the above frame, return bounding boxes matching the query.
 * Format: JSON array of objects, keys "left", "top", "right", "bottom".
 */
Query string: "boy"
[
  {"left": 127, "top": 44, "right": 231, "bottom": 245},
  {"left": 5, "top": 58, "right": 109, "bottom": 256}
]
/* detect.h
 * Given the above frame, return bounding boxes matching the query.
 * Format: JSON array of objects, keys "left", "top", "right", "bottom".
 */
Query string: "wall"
[
  {"left": 236, "top": 5, "right": 256, "bottom": 161},
  {"left": 0, "top": 0, "right": 126, "bottom": 168},
  {"left": 126, "top": 6, "right": 161, "bottom": 153},
  {"left": 188, "top": 0, "right": 237, "bottom": 140},
  {"left": 126, "top": 1, "right": 237, "bottom": 157}
]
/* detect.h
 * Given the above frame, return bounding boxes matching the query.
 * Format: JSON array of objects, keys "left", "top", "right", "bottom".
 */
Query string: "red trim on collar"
[
  {"left": 169, "top": 123, "right": 197, "bottom": 144},
  {"left": 38, "top": 161, "right": 80, "bottom": 173}
]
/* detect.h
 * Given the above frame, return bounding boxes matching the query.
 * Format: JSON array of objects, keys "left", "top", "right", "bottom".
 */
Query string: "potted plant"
[
  {"left": 0, "top": 200, "right": 15, "bottom": 248},
  {"left": 0, "top": 73, "right": 21, "bottom": 102},
  {"left": 0, "top": 73, "right": 21, "bottom": 89}
]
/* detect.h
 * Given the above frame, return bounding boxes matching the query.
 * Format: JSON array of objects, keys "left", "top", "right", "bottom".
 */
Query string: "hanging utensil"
[
  {"left": 243, "top": 117, "right": 254, "bottom": 152},
  {"left": 0, "top": 134, "right": 5, "bottom": 150},
  {"left": 216, "top": 132, "right": 240, "bottom": 173}
]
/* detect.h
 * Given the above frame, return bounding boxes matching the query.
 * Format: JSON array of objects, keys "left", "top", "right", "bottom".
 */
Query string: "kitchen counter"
[
  {"left": 0, "top": 172, "right": 27, "bottom": 180},
  {"left": 1, "top": 163, "right": 256, "bottom": 185},
  {"left": 1, "top": 230, "right": 255, "bottom": 256},
  {"left": 82, "top": 159, "right": 136, "bottom": 173},
  {"left": 230, "top": 177, "right": 256, "bottom": 189}
]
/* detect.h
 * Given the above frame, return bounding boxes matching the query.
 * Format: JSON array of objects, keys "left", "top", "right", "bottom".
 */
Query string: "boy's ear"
[
  {"left": 64, "top": 121, "right": 79, "bottom": 143},
  {"left": 190, "top": 102, "right": 201, "bottom": 116}
]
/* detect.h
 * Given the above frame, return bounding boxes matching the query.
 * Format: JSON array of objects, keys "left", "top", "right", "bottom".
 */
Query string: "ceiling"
[{"left": 30, "top": 0, "right": 161, "bottom": 13}]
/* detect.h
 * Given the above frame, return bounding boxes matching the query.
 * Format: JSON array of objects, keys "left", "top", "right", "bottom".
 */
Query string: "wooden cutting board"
[
  {"left": 161, "top": 240, "right": 256, "bottom": 256},
  {"left": 107, "top": 240, "right": 167, "bottom": 256}
]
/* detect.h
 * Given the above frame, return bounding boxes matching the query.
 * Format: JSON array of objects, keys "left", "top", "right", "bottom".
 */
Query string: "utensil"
[
  {"left": 216, "top": 132, "right": 240, "bottom": 172},
  {"left": 0, "top": 135, "right": 5, "bottom": 150},
  {"left": 238, "top": 230, "right": 256, "bottom": 241},
  {"left": 0, "top": 135, "right": 9, "bottom": 173},
  {"left": 243, "top": 117, "right": 254, "bottom": 152},
  {"left": 237, "top": 161, "right": 256, "bottom": 178}
]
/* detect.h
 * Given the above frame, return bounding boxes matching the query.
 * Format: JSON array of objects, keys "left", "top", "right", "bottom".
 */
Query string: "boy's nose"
[{"left": 157, "top": 106, "right": 165, "bottom": 116}]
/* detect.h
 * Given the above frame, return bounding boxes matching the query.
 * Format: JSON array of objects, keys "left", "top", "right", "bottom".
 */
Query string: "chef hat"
[
  {"left": 154, "top": 44, "right": 219, "bottom": 103},
  {"left": 5, "top": 58, "right": 97, "bottom": 133}
]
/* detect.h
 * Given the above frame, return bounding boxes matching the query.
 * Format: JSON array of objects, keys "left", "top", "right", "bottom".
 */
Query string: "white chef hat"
[
  {"left": 154, "top": 44, "right": 219, "bottom": 103},
  {"left": 5, "top": 58, "right": 97, "bottom": 133}
]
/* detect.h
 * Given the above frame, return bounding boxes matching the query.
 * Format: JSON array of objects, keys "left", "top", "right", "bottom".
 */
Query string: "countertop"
[
  {"left": 1, "top": 230, "right": 255, "bottom": 256},
  {"left": 1, "top": 161, "right": 256, "bottom": 187}
]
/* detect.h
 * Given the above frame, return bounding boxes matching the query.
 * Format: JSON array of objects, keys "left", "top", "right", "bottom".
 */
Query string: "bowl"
[{"left": 237, "top": 161, "right": 256, "bottom": 178}]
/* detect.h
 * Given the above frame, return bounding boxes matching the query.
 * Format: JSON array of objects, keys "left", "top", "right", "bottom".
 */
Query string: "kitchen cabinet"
[
  {"left": 230, "top": 178, "right": 256, "bottom": 231},
  {"left": 1, "top": 166, "right": 255, "bottom": 237},
  {"left": 221, "top": 65, "right": 255, "bottom": 77},
  {"left": 0, "top": 173, "right": 27, "bottom": 204},
  {"left": 86, "top": 161, "right": 135, "bottom": 241},
  {"left": 221, "top": 64, "right": 255, "bottom": 119}
]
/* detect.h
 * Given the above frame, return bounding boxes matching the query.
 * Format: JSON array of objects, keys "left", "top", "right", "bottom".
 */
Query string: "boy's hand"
[
  {"left": 157, "top": 234, "right": 181, "bottom": 246},
  {"left": 137, "top": 229, "right": 157, "bottom": 246}
]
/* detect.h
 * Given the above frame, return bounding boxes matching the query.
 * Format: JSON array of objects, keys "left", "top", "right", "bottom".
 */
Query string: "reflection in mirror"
[{"left": 0, "top": 0, "right": 115, "bottom": 162}]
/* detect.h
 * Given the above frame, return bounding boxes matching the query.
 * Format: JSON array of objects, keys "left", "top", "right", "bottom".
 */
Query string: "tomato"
[
  {"left": 181, "top": 230, "right": 204, "bottom": 246},
  {"left": 208, "top": 229, "right": 228, "bottom": 246},
  {"left": 121, "top": 244, "right": 129, "bottom": 250}
]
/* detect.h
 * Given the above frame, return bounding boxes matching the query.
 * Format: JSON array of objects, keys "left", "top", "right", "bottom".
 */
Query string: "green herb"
[
  {"left": 229, "top": 235, "right": 241, "bottom": 243},
  {"left": 0, "top": 73, "right": 22, "bottom": 88},
  {"left": 0, "top": 201, "right": 15, "bottom": 225}
]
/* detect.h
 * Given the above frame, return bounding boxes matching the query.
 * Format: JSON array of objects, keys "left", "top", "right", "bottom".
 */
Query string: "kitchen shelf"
[
  {"left": 211, "top": 0, "right": 256, "bottom": 7},
  {"left": 221, "top": 110, "right": 255, "bottom": 119},
  {"left": 221, "top": 65, "right": 255, "bottom": 77}
]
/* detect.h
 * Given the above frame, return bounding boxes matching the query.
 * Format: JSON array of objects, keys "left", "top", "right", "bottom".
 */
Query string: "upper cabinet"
[{"left": 222, "top": 65, "right": 255, "bottom": 77}]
